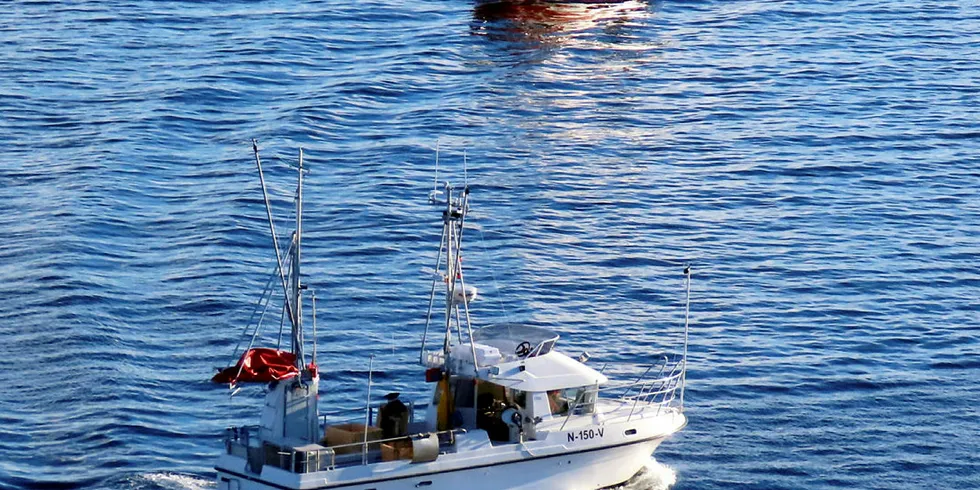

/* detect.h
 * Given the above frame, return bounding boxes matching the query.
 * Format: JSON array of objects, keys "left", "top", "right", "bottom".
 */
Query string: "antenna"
[
  {"left": 362, "top": 355, "right": 375, "bottom": 465},
  {"left": 680, "top": 265, "right": 691, "bottom": 409},
  {"left": 428, "top": 140, "right": 443, "bottom": 204},
  {"left": 292, "top": 148, "right": 304, "bottom": 368},
  {"left": 312, "top": 291, "right": 318, "bottom": 365},
  {"left": 463, "top": 149, "right": 468, "bottom": 187}
]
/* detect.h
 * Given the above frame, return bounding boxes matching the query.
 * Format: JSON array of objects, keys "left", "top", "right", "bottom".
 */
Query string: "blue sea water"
[{"left": 1, "top": 0, "right": 978, "bottom": 489}]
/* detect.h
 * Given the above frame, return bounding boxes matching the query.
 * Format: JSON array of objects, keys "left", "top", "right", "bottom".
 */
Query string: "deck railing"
[
  {"left": 223, "top": 425, "right": 461, "bottom": 474},
  {"left": 559, "top": 354, "right": 685, "bottom": 429},
  {"left": 318, "top": 400, "right": 423, "bottom": 429},
  {"left": 225, "top": 398, "right": 439, "bottom": 474}
]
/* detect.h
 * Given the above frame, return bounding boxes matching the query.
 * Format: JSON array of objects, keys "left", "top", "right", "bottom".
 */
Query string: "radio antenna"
[{"left": 428, "top": 139, "right": 443, "bottom": 204}]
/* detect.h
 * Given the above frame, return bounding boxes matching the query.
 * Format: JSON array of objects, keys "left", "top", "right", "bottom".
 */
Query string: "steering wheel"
[{"left": 515, "top": 341, "right": 532, "bottom": 357}]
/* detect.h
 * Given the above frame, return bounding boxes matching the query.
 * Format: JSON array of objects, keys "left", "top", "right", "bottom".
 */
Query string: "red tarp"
[{"left": 212, "top": 348, "right": 299, "bottom": 384}]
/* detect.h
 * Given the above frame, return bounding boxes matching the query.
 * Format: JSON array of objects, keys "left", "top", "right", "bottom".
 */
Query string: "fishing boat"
[{"left": 214, "top": 143, "right": 690, "bottom": 490}]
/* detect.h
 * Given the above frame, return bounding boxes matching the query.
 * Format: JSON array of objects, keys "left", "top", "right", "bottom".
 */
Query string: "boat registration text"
[{"left": 567, "top": 428, "right": 604, "bottom": 442}]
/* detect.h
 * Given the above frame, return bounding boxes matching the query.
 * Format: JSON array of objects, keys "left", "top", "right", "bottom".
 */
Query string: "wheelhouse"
[{"left": 424, "top": 324, "right": 609, "bottom": 443}]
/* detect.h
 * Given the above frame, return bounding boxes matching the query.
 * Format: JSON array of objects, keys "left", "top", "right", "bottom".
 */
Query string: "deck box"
[{"left": 323, "top": 423, "right": 383, "bottom": 454}]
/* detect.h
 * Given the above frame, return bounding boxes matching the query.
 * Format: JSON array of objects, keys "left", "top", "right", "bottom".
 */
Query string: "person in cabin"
[
  {"left": 379, "top": 392, "right": 409, "bottom": 439},
  {"left": 477, "top": 392, "right": 511, "bottom": 441},
  {"left": 547, "top": 389, "right": 568, "bottom": 416}
]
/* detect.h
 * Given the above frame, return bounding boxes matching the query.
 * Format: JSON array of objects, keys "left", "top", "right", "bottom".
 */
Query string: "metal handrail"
[
  {"left": 323, "top": 429, "right": 458, "bottom": 453},
  {"left": 224, "top": 426, "right": 465, "bottom": 473},
  {"left": 320, "top": 400, "right": 424, "bottom": 430},
  {"left": 614, "top": 372, "right": 683, "bottom": 400},
  {"left": 554, "top": 358, "right": 685, "bottom": 430},
  {"left": 624, "top": 370, "right": 683, "bottom": 421},
  {"left": 597, "top": 358, "right": 683, "bottom": 396},
  {"left": 617, "top": 353, "right": 674, "bottom": 398},
  {"left": 319, "top": 406, "right": 374, "bottom": 418}
]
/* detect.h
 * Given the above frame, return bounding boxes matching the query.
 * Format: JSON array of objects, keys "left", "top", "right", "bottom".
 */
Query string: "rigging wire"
[
  {"left": 478, "top": 227, "right": 514, "bottom": 325},
  {"left": 225, "top": 239, "right": 295, "bottom": 366},
  {"left": 277, "top": 251, "right": 294, "bottom": 351}
]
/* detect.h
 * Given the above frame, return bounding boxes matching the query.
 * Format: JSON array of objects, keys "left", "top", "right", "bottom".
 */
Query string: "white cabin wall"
[
  {"left": 284, "top": 376, "right": 319, "bottom": 443},
  {"left": 260, "top": 382, "right": 284, "bottom": 442},
  {"left": 529, "top": 392, "right": 551, "bottom": 420},
  {"left": 260, "top": 376, "right": 320, "bottom": 446}
]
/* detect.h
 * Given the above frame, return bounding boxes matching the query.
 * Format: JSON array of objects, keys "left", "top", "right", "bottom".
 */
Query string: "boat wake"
[
  {"left": 130, "top": 473, "right": 215, "bottom": 490},
  {"left": 613, "top": 459, "right": 676, "bottom": 490}
]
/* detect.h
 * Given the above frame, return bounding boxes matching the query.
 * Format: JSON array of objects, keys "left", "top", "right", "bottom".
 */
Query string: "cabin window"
[
  {"left": 530, "top": 339, "right": 557, "bottom": 357},
  {"left": 571, "top": 388, "right": 596, "bottom": 414},
  {"left": 548, "top": 387, "right": 595, "bottom": 416},
  {"left": 547, "top": 390, "right": 568, "bottom": 416}
]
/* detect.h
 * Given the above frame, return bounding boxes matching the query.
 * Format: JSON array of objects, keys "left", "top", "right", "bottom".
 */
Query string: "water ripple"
[{"left": 1, "top": 0, "right": 978, "bottom": 489}]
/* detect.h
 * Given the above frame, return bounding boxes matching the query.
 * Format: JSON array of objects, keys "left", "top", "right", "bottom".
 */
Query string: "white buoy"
[{"left": 452, "top": 285, "right": 478, "bottom": 305}]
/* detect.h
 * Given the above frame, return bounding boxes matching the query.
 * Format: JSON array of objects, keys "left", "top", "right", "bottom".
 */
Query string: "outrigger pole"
[
  {"left": 252, "top": 140, "right": 297, "bottom": 333},
  {"left": 252, "top": 140, "right": 310, "bottom": 370}
]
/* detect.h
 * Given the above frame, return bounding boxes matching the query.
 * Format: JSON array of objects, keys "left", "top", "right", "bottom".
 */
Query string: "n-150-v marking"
[{"left": 567, "top": 428, "right": 604, "bottom": 442}]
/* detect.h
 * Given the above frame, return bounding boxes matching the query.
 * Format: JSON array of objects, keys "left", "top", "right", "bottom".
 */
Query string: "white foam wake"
[
  {"left": 618, "top": 459, "right": 677, "bottom": 490},
  {"left": 137, "top": 473, "right": 215, "bottom": 490}
]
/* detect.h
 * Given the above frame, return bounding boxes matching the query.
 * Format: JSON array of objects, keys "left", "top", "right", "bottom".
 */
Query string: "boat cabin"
[{"left": 425, "top": 324, "right": 608, "bottom": 443}]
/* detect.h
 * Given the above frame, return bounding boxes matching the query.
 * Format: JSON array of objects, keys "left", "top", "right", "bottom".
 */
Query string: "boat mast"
[
  {"left": 439, "top": 185, "right": 476, "bottom": 362},
  {"left": 292, "top": 149, "right": 305, "bottom": 369},
  {"left": 443, "top": 184, "right": 455, "bottom": 354}
]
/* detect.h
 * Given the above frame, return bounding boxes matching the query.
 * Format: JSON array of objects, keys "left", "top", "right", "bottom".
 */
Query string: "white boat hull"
[{"left": 218, "top": 436, "right": 665, "bottom": 490}]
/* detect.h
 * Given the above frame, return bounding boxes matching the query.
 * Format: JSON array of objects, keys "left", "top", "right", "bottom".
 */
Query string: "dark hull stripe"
[{"left": 216, "top": 434, "right": 669, "bottom": 490}]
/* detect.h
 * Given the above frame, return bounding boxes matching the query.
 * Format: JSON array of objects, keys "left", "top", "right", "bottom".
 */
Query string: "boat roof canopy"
[
  {"left": 444, "top": 324, "right": 607, "bottom": 391},
  {"left": 472, "top": 324, "right": 559, "bottom": 345},
  {"left": 483, "top": 351, "right": 608, "bottom": 392},
  {"left": 471, "top": 323, "right": 560, "bottom": 361}
]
